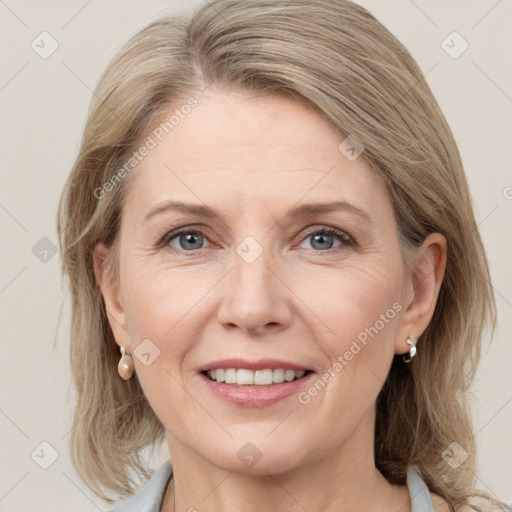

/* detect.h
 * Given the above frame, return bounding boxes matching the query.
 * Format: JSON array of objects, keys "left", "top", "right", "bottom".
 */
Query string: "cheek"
[
  {"left": 119, "top": 267, "right": 203, "bottom": 423},
  {"left": 295, "top": 257, "right": 404, "bottom": 410},
  {"left": 119, "top": 266, "right": 188, "bottom": 366},
  {"left": 298, "top": 256, "right": 404, "bottom": 347},
  {"left": 122, "top": 247, "right": 404, "bottom": 361},
  {"left": 123, "top": 255, "right": 192, "bottom": 323}
]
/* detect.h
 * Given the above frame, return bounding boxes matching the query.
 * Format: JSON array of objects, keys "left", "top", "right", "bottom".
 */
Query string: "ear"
[
  {"left": 395, "top": 232, "right": 447, "bottom": 355},
  {"left": 93, "top": 242, "right": 131, "bottom": 350}
]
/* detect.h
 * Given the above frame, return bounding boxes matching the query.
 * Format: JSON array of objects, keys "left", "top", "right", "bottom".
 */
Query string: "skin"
[{"left": 94, "top": 89, "right": 448, "bottom": 512}]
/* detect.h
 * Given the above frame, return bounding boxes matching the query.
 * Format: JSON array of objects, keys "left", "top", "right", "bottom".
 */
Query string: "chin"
[
  {"left": 193, "top": 432, "right": 311, "bottom": 476},
  {"left": 217, "top": 450, "right": 305, "bottom": 477}
]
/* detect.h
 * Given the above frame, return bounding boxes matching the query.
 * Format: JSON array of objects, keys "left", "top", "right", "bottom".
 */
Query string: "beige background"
[{"left": 0, "top": 0, "right": 511, "bottom": 510}]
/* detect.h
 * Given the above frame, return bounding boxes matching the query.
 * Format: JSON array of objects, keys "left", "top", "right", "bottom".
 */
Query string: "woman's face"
[{"left": 97, "top": 90, "right": 430, "bottom": 474}]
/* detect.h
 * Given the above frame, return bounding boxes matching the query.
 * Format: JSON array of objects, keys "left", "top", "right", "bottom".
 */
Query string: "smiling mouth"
[{"left": 201, "top": 368, "right": 314, "bottom": 386}]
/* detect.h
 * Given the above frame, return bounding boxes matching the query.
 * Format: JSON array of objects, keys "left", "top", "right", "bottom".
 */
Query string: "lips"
[
  {"left": 197, "top": 358, "right": 315, "bottom": 407},
  {"left": 198, "top": 358, "right": 311, "bottom": 373}
]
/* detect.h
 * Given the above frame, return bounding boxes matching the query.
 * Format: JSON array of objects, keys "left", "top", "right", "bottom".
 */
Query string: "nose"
[{"left": 216, "top": 247, "right": 293, "bottom": 336}]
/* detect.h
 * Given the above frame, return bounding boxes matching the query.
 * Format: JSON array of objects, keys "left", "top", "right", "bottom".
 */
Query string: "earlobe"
[{"left": 395, "top": 233, "right": 447, "bottom": 355}]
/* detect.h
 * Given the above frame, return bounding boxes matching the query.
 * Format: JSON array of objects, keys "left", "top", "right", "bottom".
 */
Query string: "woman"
[{"left": 56, "top": 0, "right": 510, "bottom": 511}]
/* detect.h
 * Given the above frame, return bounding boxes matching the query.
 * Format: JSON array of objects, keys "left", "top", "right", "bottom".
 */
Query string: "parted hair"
[{"left": 57, "top": 0, "right": 506, "bottom": 509}]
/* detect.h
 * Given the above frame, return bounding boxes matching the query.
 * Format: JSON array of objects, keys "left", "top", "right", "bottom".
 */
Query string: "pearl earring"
[
  {"left": 403, "top": 335, "right": 417, "bottom": 363},
  {"left": 118, "top": 346, "right": 134, "bottom": 380}
]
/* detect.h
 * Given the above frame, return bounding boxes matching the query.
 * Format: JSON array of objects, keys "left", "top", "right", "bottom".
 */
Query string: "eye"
[
  {"left": 161, "top": 227, "right": 213, "bottom": 252},
  {"left": 298, "top": 227, "right": 354, "bottom": 251},
  {"left": 158, "top": 225, "right": 355, "bottom": 253}
]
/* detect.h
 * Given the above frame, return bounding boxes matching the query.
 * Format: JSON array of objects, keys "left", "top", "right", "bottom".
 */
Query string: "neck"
[{"left": 161, "top": 414, "right": 411, "bottom": 512}]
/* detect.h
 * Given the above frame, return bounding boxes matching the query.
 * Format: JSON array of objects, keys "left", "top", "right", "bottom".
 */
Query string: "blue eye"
[
  {"left": 299, "top": 228, "right": 353, "bottom": 251},
  {"left": 159, "top": 226, "right": 354, "bottom": 253},
  {"left": 165, "top": 229, "right": 211, "bottom": 251}
]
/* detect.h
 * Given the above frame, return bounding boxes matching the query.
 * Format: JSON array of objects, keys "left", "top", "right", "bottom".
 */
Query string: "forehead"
[{"left": 123, "top": 90, "right": 389, "bottom": 221}]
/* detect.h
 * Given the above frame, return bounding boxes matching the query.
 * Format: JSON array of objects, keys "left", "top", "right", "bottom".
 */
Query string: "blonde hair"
[{"left": 57, "top": 0, "right": 505, "bottom": 509}]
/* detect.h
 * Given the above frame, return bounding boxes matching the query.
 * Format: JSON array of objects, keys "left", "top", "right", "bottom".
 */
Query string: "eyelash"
[{"left": 157, "top": 225, "right": 355, "bottom": 254}]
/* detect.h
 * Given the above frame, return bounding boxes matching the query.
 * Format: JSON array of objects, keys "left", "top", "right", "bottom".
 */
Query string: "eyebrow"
[{"left": 142, "top": 200, "right": 372, "bottom": 225}]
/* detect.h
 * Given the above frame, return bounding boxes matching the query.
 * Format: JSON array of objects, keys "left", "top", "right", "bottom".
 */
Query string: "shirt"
[{"left": 109, "top": 460, "right": 434, "bottom": 512}]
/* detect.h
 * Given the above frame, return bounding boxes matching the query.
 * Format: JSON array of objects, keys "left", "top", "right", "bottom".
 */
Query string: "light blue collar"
[
  {"left": 407, "top": 464, "right": 434, "bottom": 512},
  {"left": 109, "top": 460, "right": 173, "bottom": 512}
]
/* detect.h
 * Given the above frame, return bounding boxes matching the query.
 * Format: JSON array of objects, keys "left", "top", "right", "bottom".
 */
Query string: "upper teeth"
[{"left": 206, "top": 368, "right": 306, "bottom": 385}]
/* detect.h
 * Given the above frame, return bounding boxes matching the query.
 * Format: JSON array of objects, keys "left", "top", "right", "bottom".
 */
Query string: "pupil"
[
  {"left": 181, "top": 232, "right": 202, "bottom": 250},
  {"left": 312, "top": 233, "right": 333, "bottom": 250}
]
